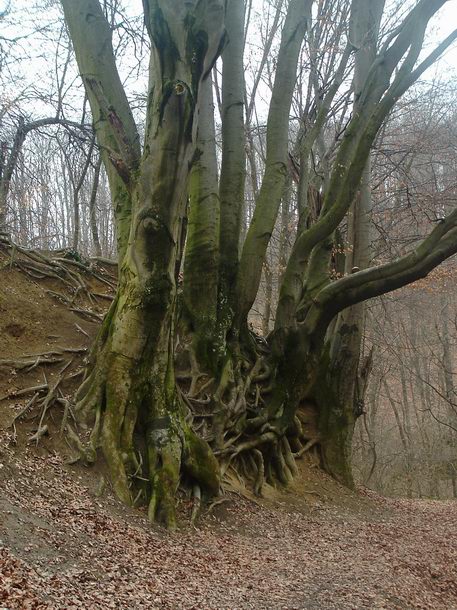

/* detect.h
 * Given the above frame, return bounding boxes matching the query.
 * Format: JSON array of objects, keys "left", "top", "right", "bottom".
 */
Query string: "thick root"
[
  {"left": 100, "top": 355, "right": 135, "bottom": 506},
  {"left": 252, "top": 449, "right": 265, "bottom": 496},
  {"left": 183, "top": 426, "right": 220, "bottom": 496},
  {"left": 146, "top": 420, "right": 220, "bottom": 528},
  {"left": 148, "top": 435, "right": 182, "bottom": 529}
]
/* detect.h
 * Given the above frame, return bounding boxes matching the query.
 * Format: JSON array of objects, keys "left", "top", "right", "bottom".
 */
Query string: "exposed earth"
[{"left": 1, "top": 242, "right": 456, "bottom": 610}]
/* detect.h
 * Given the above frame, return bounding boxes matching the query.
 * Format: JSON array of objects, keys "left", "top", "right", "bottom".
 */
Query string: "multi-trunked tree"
[{"left": 61, "top": 0, "right": 457, "bottom": 526}]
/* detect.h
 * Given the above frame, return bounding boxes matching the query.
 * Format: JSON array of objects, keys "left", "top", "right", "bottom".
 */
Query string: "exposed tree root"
[
  {"left": 0, "top": 234, "right": 116, "bottom": 315},
  {"left": 1, "top": 384, "right": 48, "bottom": 402},
  {"left": 1, "top": 240, "right": 327, "bottom": 527},
  {"left": 29, "top": 425, "right": 49, "bottom": 443},
  {"left": 0, "top": 357, "right": 65, "bottom": 371},
  {"left": 294, "top": 437, "right": 319, "bottom": 458}
]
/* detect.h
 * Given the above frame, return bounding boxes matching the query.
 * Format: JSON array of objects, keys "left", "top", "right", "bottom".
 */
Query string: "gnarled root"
[
  {"left": 69, "top": 349, "right": 221, "bottom": 528},
  {"left": 67, "top": 319, "right": 310, "bottom": 526},
  {"left": 147, "top": 430, "right": 182, "bottom": 528}
]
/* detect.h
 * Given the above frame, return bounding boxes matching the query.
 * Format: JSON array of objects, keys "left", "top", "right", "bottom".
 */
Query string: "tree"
[
  {"left": 0, "top": 117, "right": 89, "bottom": 229},
  {"left": 60, "top": 0, "right": 457, "bottom": 526}
]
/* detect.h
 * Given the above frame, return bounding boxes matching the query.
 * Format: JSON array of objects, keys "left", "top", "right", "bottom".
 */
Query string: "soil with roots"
[{"left": 1, "top": 241, "right": 457, "bottom": 609}]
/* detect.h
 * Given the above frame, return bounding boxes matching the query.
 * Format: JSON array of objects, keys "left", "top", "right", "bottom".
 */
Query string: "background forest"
[{"left": 1, "top": 0, "right": 457, "bottom": 506}]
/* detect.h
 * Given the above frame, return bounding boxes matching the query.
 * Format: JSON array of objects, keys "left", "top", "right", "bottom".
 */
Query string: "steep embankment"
[
  {"left": 0, "top": 238, "right": 114, "bottom": 446},
  {"left": 1, "top": 241, "right": 456, "bottom": 610}
]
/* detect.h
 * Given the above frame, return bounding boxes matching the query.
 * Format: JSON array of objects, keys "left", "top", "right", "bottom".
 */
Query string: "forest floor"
[{"left": 1, "top": 243, "right": 457, "bottom": 610}]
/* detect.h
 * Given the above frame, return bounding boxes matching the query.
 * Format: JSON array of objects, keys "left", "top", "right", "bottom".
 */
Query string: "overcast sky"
[{"left": 0, "top": 0, "right": 456, "bottom": 125}]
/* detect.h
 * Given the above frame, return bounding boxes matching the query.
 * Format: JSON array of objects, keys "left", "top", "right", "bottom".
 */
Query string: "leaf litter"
[{"left": 0, "top": 439, "right": 456, "bottom": 610}]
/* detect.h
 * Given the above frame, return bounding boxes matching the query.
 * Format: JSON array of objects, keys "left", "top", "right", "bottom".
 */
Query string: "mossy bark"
[
  {"left": 236, "top": 0, "right": 311, "bottom": 328},
  {"left": 313, "top": 352, "right": 357, "bottom": 488},
  {"left": 76, "top": 261, "right": 221, "bottom": 527},
  {"left": 183, "top": 75, "right": 221, "bottom": 371},
  {"left": 313, "top": 0, "right": 384, "bottom": 486},
  {"left": 64, "top": 0, "right": 225, "bottom": 526}
]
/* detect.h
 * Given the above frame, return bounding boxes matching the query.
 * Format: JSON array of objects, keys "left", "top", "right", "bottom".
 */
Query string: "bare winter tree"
[{"left": 55, "top": 0, "right": 457, "bottom": 527}]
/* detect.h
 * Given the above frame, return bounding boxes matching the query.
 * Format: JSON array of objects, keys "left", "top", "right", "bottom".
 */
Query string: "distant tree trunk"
[
  {"left": 89, "top": 154, "right": 103, "bottom": 257},
  {"left": 0, "top": 118, "right": 26, "bottom": 231},
  {"left": 0, "top": 117, "right": 86, "bottom": 233},
  {"left": 384, "top": 379, "right": 413, "bottom": 498},
  {"left": 72, "top": 138, "right": 94, "bottom": 251}
]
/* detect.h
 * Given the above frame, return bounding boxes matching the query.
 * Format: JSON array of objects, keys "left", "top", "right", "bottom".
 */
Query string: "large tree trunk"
[
  {"left": 63, "top": 0, "right": 225, "bottom": 527},
  {"left": 218, "top": 0, "right": 246, "bottom": 333},
  {"left": 183, "top": 75, "right": 221, "bottom": 371},
  {"left": 313, "top": 0, "right": 384, "bottom": 484}
]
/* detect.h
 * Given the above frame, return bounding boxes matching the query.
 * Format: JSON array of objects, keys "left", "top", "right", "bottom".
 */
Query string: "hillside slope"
[{"left": 1, "top": 241, "right": 456, "bottom": 610}]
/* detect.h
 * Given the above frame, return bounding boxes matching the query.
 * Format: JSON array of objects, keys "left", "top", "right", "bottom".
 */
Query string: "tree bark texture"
[{"left": 62, "top": 0, "right": 225, "bottom": 527}]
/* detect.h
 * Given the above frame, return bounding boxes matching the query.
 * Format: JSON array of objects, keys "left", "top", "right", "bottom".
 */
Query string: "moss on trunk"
[
  {"left": 74, "top": 288, "right": 220, "bottom": 527},
  {"left": 316, "top": 385, "right": 356, "bottom": 488}
]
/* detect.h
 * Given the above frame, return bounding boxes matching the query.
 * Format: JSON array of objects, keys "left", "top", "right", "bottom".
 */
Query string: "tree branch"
[
  {"left": 275, "top": 0, "right": 457, "bottom": 330},
  {"left": 303, "top": 214, "right": 457, "bottom": 340},
  {"left": 236, "top": 0, "right": 313, "bottom": 325},
  {"left": 60, "top": 0, "right": 141, "bottom": 182}
]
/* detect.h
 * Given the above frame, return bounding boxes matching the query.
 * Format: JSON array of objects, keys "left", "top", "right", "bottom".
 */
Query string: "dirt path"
[{"left": 0, "top": 444, "right": 456, "bottom": 610}]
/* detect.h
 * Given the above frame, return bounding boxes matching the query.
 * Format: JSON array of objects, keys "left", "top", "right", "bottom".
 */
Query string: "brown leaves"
[{"left": 0, "top": 447, "right": 457, "bottom": 609}]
